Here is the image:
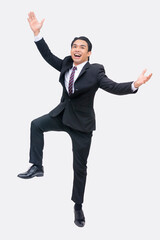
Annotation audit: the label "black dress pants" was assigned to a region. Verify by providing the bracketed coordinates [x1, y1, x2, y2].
[29, 112, 92, 204]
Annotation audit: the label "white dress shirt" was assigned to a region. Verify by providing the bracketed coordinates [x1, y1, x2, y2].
[65, 62, 87, 93]
[34, 34, 138, 92]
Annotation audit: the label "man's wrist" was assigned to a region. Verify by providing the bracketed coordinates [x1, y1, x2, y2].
[34, 30, 40, 36]
[133, 81, 139, 88]
[131, 82, 138, 92]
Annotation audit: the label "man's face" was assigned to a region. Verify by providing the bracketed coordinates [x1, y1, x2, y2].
[71, 40, 91, 66]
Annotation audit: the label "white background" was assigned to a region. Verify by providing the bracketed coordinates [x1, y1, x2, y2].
[1, 0, 160, 239]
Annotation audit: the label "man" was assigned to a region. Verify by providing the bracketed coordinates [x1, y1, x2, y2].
[18, 12, 152, 227]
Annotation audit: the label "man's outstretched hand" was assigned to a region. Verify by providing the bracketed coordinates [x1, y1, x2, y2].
[134, 69, 152, 88]
[27, 12, 45, 36]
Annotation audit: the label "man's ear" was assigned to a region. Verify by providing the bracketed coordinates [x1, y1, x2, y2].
[88, 51, 92, 57]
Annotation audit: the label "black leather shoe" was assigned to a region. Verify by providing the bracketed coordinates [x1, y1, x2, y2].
[17, 165, 44, 179]
[74, 207, 85, 227]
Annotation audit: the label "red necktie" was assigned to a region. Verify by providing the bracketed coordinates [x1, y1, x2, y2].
[68, 66, 77, 95]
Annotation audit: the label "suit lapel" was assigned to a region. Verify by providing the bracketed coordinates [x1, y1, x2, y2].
[75, 62, 90, 84]
[59, 58, 73, 85]
[76, 62, 90, 81]
[72, 62, 90, 97]
[61, 64, 72, 76]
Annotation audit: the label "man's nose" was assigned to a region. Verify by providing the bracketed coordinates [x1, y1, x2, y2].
[75, 47, 81, 51]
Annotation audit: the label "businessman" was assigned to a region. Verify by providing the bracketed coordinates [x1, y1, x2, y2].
[18, 12, 152, 227]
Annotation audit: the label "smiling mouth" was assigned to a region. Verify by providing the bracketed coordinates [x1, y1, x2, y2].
[74, 54, 81, 58]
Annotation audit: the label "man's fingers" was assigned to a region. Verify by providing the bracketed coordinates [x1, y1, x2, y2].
[32, 12, 36, 18]
[142, 69, 147, 75]
[28, 12, 33, 22]
[147, 73, 152, 80]
[30, 11, 35, 19]
[28, 12, 33, 18]
[28, 11, 36, 21]
[144, 73, 152, 83]
[41, 18, 45, 25]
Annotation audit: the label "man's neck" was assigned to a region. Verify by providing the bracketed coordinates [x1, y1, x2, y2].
[73, 61, 88, 68]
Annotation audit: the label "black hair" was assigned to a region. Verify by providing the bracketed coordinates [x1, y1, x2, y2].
[71, 36, 92, 52]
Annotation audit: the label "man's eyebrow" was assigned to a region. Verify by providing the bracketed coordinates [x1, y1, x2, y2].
[73, 44, 87, 47]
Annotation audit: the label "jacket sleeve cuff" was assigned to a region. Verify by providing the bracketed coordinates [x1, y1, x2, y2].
[34, 33, 43, 42]
[131, 82, 138, 92]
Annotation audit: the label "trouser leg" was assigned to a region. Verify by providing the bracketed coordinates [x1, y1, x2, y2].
[69, 129, 93, 204]
[29, 113, 65, 166]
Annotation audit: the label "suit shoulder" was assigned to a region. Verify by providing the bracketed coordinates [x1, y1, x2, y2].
[90, 63, 104, 69]
[63, 55, 73, 63]
[63, 55, 72, 61]
[90, 63, 105, 74]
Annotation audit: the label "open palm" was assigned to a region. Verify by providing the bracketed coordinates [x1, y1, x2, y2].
[27, 12, 45, 35]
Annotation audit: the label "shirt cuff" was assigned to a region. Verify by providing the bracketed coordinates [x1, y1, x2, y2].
[34, 33, 42, 42]
[131, 82, 138, 92]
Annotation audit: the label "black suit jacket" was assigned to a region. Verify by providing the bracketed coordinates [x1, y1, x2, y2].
[35, 38, 137, 132]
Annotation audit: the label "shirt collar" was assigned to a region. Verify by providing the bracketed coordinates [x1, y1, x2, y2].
[72, 61, 88, 72]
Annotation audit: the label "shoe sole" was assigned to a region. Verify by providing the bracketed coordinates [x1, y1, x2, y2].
[74, 220, 85, 227]
[17, 173, 44, 179]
